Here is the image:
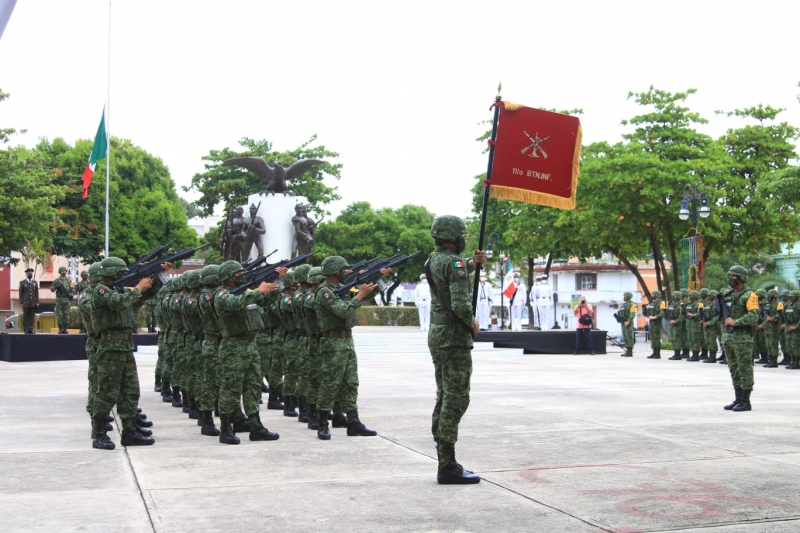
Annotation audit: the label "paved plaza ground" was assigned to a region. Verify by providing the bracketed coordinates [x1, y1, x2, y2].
[1, 327, 799, 532]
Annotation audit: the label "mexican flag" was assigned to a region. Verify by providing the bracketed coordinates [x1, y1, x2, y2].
[81, 109, 107, 199]
[502, 257, 516, 299]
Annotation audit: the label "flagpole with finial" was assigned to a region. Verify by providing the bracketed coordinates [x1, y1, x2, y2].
[104, 0, 111, 258]
[471, 83, 503, 316]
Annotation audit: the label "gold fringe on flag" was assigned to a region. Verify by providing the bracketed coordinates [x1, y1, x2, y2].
[489, 124, 583, 211]
[503, 101, 524, 111]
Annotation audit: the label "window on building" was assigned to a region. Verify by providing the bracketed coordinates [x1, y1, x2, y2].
[576, 274, 597, 290]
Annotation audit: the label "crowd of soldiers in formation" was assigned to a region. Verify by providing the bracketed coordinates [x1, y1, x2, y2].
[78, 255, 386, 451]
[635, 287, 798, 369]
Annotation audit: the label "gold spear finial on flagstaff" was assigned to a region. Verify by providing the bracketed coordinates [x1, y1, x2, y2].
[496, 82, 502, 101]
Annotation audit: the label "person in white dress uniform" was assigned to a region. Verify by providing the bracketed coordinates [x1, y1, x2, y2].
[509, 273, 527, 331]
[476, 274, 493, 330]
[414, 273, 431, 331]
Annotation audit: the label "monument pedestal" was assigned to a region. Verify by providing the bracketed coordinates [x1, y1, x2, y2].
[242, 193, 306, 262]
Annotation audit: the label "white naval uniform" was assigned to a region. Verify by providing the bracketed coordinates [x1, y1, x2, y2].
[414, 281, 431, 331]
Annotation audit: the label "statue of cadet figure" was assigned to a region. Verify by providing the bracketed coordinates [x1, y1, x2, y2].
[242, 203, 266, 259]
[291, 203, 318, 258]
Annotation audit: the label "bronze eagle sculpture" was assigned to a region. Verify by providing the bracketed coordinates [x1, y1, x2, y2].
[222, 157, 324, 196]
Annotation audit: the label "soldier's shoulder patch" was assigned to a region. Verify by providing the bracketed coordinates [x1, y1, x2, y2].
[98, 287, 106, 295]
[697, 302, 704, 309]
[453, 260, 466, 268]
[777, 302, 785, 311]
[629, 304, 636, 313]
[283, 296, 292, 303]
[294, 294, 301, 300]
[659, 302, 666, 310]
[322, 290, 333, 299]
[185, 298, 197, 308]
[204, 294, 212, 301]
[216, 290, 229, 299]
[746, 292, 759, 311]
[306, 294, 314, 301]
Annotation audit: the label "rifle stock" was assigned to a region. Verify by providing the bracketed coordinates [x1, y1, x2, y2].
[716, 292, 735, 333]
[231, 251, 318, 295]
[112, 243, 210, 289]
[334, 250, 421, 298]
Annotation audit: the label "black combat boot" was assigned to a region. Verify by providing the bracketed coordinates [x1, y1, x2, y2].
[436, 444, 480, 485]
[135, 425, 153, 437]
[668, 350, 682, 360]
[703, 350, 717, 363]
[200, 411, 220, 436]
[687, 351, 700, 362]
[261, 381, 269, 394]
[154, 375, 162, 393]
[307, 404, 319, 430]
[218, 415, 240, 445]
[718, 351, 728, 364]
[161, 380, 172, 402]
[317, 410, 331, 440]
[724, 388, 742, 410]
[92, 417, 115, 450]
[182, 391, 191, 414]
[699, 348, 708, 360]
[283, 395, 298, 417]
[233, 412, 251, 433]
[171, 386, 183, 408]
[298, 396, 309, 423]
[732, 389, 752, 412]
[331, 403, 347, 427]
[346, 410, 377, 436]
[621, 347, 632, 357]
[682, 348, 690, 359]
[248, 412, 280, 441]
[189, 397, 200, 420]
[120, 422, 155, 446]
[134, 413, 153, 428]
[267, 390, 284, 410]
[778, 353, 789, 365]
[647, 348, 659, 359]
[764, 357, 778, 368]
[755, 353, 768, 364]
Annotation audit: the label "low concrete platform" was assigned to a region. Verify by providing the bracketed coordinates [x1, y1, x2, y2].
[1, 327, 799, 532]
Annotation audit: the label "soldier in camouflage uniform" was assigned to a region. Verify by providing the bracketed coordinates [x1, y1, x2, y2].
[679, 289, 691, 358]
[158, 279, 176, 404]
[214, 260, 282, 444]
[762, 289, 783, 368]
[425, 215, 485, 485]
[75, 270, 90, 333]
[721, 265, 759, 412]
[314, 255, 387, 441]
[153, 288, 165, 392]
[51, 266, 74, 334]
[291, 263, 313, 423]
[702, 290, 720, 363]
[263, 283, 286, 410]
[180, 270, 205, 421]
[667, 294, 685, 360]
[646, 290, 665, 359]
[784, 291, 800, 370]
[717, 286, 729, 365]
[145, 296, 158, 333]
[698, 288, 710, 359]
[303, 266, 325, 430]
[752, 289, 769, 364]
[685, 291, 704, 362]
[277, 272, 302, 417]
[90, 257, 159, 450]
[779, 289, 790, 365]
[618, 292, 636, 357]
[197, 265, 222, 436]
[167, 275, 188, 409]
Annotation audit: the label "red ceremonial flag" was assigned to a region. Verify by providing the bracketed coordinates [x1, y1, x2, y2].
[489, 103, 581, 210]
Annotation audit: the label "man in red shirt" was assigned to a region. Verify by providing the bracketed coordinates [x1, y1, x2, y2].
[573, 297, 595, 355]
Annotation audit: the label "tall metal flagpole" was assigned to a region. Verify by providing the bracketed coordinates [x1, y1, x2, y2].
[104, 0, 111, 257]
[471, 84, 503, 316]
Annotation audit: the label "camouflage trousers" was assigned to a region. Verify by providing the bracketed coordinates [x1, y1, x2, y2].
[751, 327, 766, 357]
[55, 299, 70, 330]
[722, 331, 755, 391]
[686, 322, 703, 351]
[166, 333, 184, 387]
[669, 322, 684, 351]
[765, 326, 780, 359]
[704, 325, 720, 353]
[317, 337, 359, 413]
[779, 329, 788, 358]
[269, 332, 285, 399]
[429, 345, 472, 447]
[243, 342, 261, 416]
[185, 336, 202, 397]
[650, 320, 662, 350]
[622, 322, 634, 348]
[295, 336, 310, 399]
[85, 336, 99, 416]
[198, 339, 220, 412]
[217, 337, 258, 417]
[92, 344, 140, 427]
[787, 331, 799, 363]
[161, 331, 175, 383]
[255, 332, 272, 390]
[145, 300, 157, 325]
[155, 332, 165, 379]
[283, 335, 300, 398]
[305, 337, 323, 405]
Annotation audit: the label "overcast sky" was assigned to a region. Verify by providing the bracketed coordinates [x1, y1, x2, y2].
[1, 1, 798, 220]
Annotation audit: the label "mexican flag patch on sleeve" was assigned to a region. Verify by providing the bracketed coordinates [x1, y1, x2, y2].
[453, 260, 465, 268]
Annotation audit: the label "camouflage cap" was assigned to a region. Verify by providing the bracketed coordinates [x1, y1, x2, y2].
[172, 274, 186, 291]
[321, 256, 348, 276]
[217, 261, 244, 282]
[727, 265, 749, 282]
[58, 266, 67, 273]
[430, 215, 467, 240]
[199, 265, 220, 286]
[88, 263, 102, 283]
[183, 270, 202, 290]
[292, 264, 312, 284]
[307, 266, 325, 285]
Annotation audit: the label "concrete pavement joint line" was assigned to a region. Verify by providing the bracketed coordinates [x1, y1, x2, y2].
[625, 516, 800, 533]
[115, 409, 157, 533]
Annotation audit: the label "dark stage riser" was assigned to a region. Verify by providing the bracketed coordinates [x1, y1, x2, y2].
[474, 330, 607, 355]
[0, 333, 158, 363]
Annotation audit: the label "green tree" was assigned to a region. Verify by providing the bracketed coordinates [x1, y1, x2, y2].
[180, 197, 202, 219]
[35, 136, 198, 264]
[187, 135, 342, 219]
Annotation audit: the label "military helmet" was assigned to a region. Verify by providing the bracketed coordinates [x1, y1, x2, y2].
[690, 291, 701, 299]
[217, 261, 244, 282]
[321, 255, 348, 276]
[699, 288, 709, 296]
[755, 288, 767, 297]
[430, 215, 467, 240]
[790, 290, 800, 299]
[58, 266, 67, 273]
[199, 265, 220, 286]
[307, 266, 325, 285]
[651, 290, 661, 298]
[80, 270, 89, 278]
[282, 271, 296, 287]
[183, 270, 202, 290]
[88, 263, 102, 283]
[781, 289, 790, 296]
[292, 264, 312, 284]
[680, 289, 689, 297]
[708, 290, 718, 297]
[99, 257, 128, 277]
[727, 265, 749, 282]
[172, 274, 186, 290]
[768, 289, 779, 298]
[623, 292, 633, 299]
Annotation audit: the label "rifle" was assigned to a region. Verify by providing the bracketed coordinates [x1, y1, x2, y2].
[345, 258, 374, 272]
[112, 243, 211, 289]
[244, 201, 262, 239]
[664, 307, 671, 321]
[232, 251, 318, 295]
[612, 311, 622, 324]
[130, 238, 176, 270]
[241, 248, 277, 271]
[716, 292, 734, 333]
[55, 281, 73, 301]
[334, 250, 421, 298]
[700, 307, 707, 330]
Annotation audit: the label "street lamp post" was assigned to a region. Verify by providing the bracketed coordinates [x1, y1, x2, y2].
[486, 233, 505, 330]
[678, 183, 710, 290]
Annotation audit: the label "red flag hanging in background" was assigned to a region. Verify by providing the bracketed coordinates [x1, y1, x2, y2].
[489, 104, 581, 210]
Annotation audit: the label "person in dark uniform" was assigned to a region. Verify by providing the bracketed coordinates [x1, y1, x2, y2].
[19, 267, 39, 334]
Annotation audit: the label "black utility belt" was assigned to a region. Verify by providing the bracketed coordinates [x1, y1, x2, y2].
[223, 333, 256, 342]
[430, 314, 463, 326]
[98, 331, 132, 341]
[321, 329, 352, 339]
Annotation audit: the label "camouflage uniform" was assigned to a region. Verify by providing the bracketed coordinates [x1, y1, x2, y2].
[197, 265, 222, 435]
[50, 267, 74, 333]
[75, 272, 90, 333]
[685, 291, 704, 361]
[618, 292, 636, 357]
[145, 296, 158, 332]
[721, 266, 759, 411]
[303, 266, 325, 430]
[679, 290, 691, 358]
[291, 263, 313, 423]
[702, 290, 721, 363]
[667, 295, 684, 360]
[779, 290, 790, 364]
[698, 288, 710, 357]
[180, 271, 205, 420]
[158, 281, 176, 404]
[167, 277, 188, 408]
[646, 291, 665, 359]
[153, 292, 164, 391]
[77, 265, 100, 428]
[263, 295, 286, 409]
[784, 292, 800, 369]
[278, 274, 301, 417]
[763, 289, 783, 368]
